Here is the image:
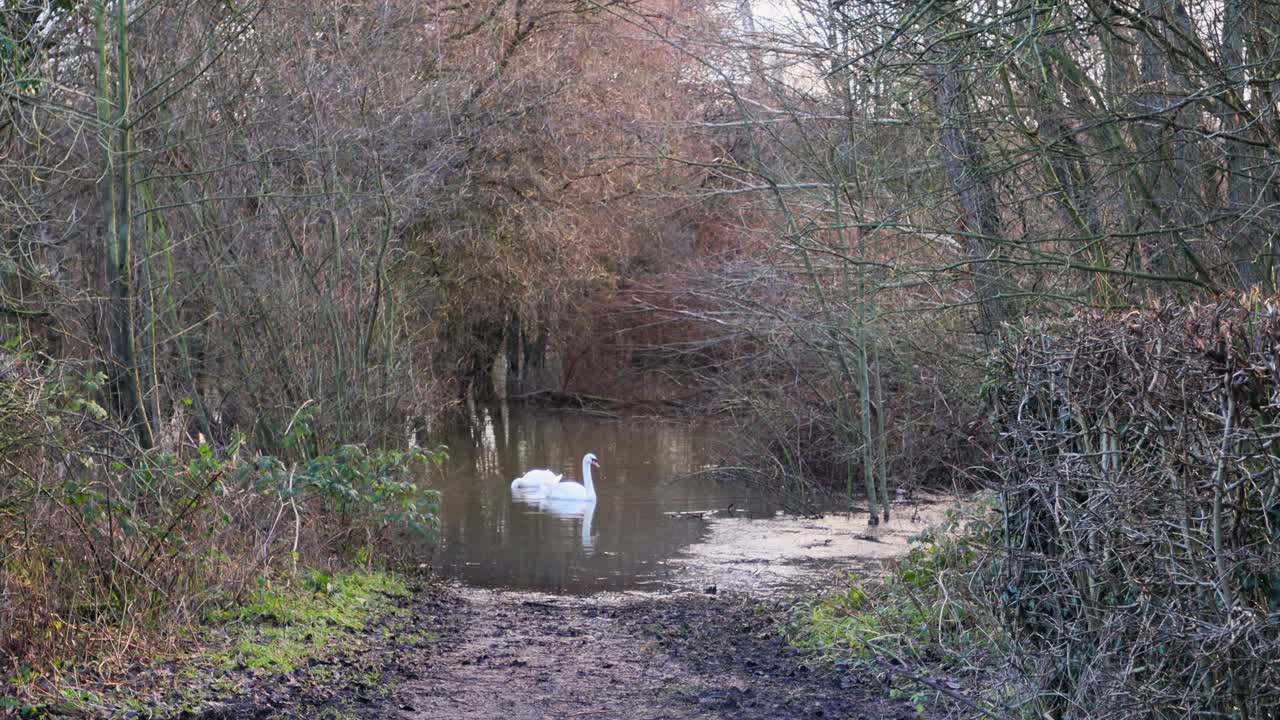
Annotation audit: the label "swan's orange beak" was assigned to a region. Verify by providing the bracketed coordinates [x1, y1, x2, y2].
[592, 459, 601, 468]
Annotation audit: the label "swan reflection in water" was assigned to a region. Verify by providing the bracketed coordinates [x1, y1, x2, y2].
[509, 494, 595, 552]
[542, 497, 596, 551]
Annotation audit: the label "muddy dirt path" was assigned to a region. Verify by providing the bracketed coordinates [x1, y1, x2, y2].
[65, 502, 954, 718]
[375, 586, 919, 720]
[365, 501, 953, 720]
[386, 588, 683, 720]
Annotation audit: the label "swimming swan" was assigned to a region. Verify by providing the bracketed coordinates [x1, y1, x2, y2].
[543, 453, 599, 501]
[510, 468, 563, 493]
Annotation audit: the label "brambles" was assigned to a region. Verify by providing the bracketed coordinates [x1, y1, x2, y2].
[791, 299, 1280, 719]
[988, 299, 1280, 718]
[236, 434, 446, 557]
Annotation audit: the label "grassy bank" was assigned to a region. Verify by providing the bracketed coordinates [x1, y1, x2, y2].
[786, 500, 1010, 718]
[2, 569, 435, 718]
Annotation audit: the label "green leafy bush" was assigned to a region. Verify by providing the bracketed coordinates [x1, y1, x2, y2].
[236, 429, 445, 550]
[788, 501, 1007, 717]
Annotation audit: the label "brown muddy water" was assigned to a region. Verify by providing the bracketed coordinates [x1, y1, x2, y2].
[427, 405, 781, 593]
[427, 405, 953, 596]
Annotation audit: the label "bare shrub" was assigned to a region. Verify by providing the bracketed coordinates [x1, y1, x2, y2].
[988, 299, 1280, 718]
[569, 257, 987, 503]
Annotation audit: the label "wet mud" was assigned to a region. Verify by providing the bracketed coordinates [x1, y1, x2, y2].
[366, 587, 925, 720]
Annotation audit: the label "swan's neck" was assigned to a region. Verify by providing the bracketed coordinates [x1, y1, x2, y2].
[582, 456, 596, 497]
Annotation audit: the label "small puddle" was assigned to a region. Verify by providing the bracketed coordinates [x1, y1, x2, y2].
[428, 405, 948, 596]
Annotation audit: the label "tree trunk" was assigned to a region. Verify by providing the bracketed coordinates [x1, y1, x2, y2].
[1133, 0, 1209, 280]
[873, 341, 888, 523]
[505, 309, 521, 397]
[96, 0, 152, 449]
[1221, 0, 1261, 288]
[931, 57, 1010, 344]
[521, 326, 546, 392]
[1027, 45, 1110, 299]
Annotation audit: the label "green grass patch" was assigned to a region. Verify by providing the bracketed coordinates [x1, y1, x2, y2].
[796, 539, 980, 668]
[207, 570, 410, 673]
[787, 501, 1004, 710]
[397, 630, 438, 646]
[5, 569, 416, 718]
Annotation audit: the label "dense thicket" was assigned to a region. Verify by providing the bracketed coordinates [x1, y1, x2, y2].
[1, 0, 711, 671]
[569, 0, 1280, 509]
[0, 356, 441, 667]
[989, 300, 1280, 717]
[14, 0, 1275, 524]
[2, 0, 711, 449]
[5, 0, 1280, 711]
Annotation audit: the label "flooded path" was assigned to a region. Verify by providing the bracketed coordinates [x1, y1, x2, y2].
[348, 407, 958, 720]
[428, 404, 951, 599]
[191, 408, 956, 719]
[428, 405, 781, 593]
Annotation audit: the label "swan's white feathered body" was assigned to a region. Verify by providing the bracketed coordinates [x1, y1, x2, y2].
[543, 453, 599, 502]
[510, 468, 563, 492]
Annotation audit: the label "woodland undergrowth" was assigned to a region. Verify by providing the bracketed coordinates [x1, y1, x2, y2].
[0, 347, 443, 715]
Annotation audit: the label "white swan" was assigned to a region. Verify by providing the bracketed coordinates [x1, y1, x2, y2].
[543, 453, 599, 501]
[510, 468, 563, 493]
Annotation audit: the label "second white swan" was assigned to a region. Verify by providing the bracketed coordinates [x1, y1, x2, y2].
[510, 468, 563, 493]
[543, 453, 600, 501]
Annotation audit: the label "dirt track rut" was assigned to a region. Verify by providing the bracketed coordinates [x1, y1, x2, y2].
[381, 587, 919, 720]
